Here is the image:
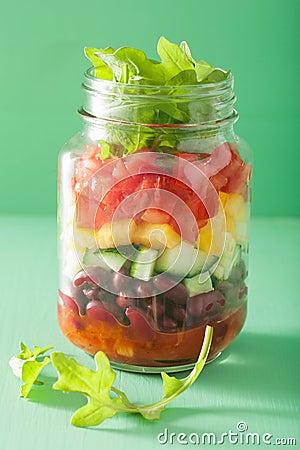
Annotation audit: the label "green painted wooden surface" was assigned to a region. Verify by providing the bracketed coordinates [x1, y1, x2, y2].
[0, 216, 299, 449]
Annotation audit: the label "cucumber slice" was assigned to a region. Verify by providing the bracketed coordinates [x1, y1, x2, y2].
[155, 241, 198, 277]
[188, 253, 219, 277]
[187, 250, 207, 277]
[83, 247, 127, 272]
[155, 241, 216, 278]
[183, 273, 213, 297]
[211, 243, 241, 281]
[130, 246, 158, 281]
[211, 264, 225, 280]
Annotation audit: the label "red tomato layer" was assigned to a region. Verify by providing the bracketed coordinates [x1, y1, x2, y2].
[73, 143, 251, 232]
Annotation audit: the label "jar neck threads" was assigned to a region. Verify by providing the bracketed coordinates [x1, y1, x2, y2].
[81, 68, 238, 128]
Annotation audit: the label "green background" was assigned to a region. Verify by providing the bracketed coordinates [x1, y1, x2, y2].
[1, 0, 299, 216]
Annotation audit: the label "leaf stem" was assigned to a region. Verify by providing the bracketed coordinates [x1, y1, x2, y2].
[137, 325, 213, 413]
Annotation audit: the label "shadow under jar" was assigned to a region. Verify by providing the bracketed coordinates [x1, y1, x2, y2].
[57, 69, 252, 373]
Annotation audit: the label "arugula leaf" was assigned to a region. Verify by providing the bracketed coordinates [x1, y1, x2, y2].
[179, 41, 196, 65]
[52, 325, 213, 427]
[21, 358, 51, 398]
[138, 325, 213, 420]
[52, 351, 132, 426]
[84, 47, 115, 80]
[9, 342, 54, 398]
[165, 69, 197, 86]
[195, 60, 216, 82]
[99, 140, 112, 160]
[157, 36, 194, 79]
[202, 69, 231, 83]
[85, 37, 230, 89]
[90, 47, 166, 84]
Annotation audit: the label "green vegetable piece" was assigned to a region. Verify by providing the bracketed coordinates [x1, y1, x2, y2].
[9, 342, 54, 398]
[202, 69, 231, 83]
[17, 342, 53, 361]
[138, 325, 213, 420]
[52, 351, 136, 427]
[195, 60, 215, 82]
[21, 358, 51, 398]
[157, 36, 194, 79]
[99, 140, 111, 160]
[179, 41, 196, 65]
[84, 47, 115, 80]
[51, 326, 213, 427]
[165, 69, 197, 86]
[93, 47, 166, 84]
[83, 37, 231, 153]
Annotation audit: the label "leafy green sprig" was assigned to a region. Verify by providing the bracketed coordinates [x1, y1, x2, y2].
[85, 37, 229, 86]
[83, 38, 230, 157]
[9, 343, 54, 398]
[9, 326, 213, 427]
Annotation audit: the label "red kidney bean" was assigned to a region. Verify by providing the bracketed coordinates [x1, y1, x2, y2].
[169, 303, 187, 322]
[58, 290, 79, 314]
[73, 266, 111, 289]
[125, 307, 156, 340]
[185, 316, 206, 330]
[101, 299, 126, 323]
[84, 266, 111, 286]
[145, 297, 165, 319]
[98, 289, 117, 302]
[86, 299, 102, 310]
[86, 300, 120, 326]
[160, 316, 178, 333]
[70, 284, 90, 315]
[134, 280, 158, 299]
[116, 295, 138, 309]
[82, 285, 100, 300]
[112, 271, 130, 292]
[73, 270, 92, 287]
[218, 280, 233, 294]
[187, 290, 225, 319]
[153, 275, 189, 304]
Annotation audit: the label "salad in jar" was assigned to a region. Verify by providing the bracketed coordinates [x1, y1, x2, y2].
[57, 37, 252, 371]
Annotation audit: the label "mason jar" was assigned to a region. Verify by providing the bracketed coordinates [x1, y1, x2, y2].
[57, 68, 252, 372]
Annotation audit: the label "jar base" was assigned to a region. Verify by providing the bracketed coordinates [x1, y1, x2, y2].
[109, 351, 222, 374]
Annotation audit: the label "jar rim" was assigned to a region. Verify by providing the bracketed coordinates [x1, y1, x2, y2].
[83, 67, 234, 98]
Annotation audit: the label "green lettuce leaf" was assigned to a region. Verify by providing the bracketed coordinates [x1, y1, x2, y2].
[195, 60, 216, 82]
[9, 342, 54, 398]
[165, 69, 197, 86]
[88, 46, 166, 84]
[157, 36, 194, 79]
[179, 41, 196, 65]
[52, 325, 213, 427]
[21, 358, 51, 398]
[84, 47, 115, 80]
[52, 351, 132, 427]
[83, 38, 231, 155]
[202, 68, 231, 83]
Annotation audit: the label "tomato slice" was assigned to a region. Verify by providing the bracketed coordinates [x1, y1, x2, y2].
[222, 164, 252, 199]
[74, 143, 251, 232]
[76, 195, 114, 230]
[210, 172, 228, 191]
[219, 148, 251, 199]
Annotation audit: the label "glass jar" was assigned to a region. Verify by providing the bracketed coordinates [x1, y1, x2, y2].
[57, 68, 252, 372]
